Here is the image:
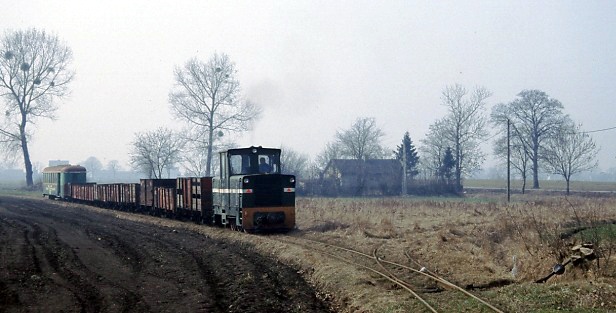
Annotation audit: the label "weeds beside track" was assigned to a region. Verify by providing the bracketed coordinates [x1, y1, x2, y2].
[273, 234, 504, 313]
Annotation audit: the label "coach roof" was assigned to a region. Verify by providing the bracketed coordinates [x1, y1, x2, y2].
[42, 164, 87, 173]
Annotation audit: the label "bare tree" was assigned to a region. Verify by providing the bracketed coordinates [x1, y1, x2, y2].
[439, 84, 491, 190]
[491, 107, 531, 193]
[0, 28, 74, 187]
[280, 145, 309, 178]
[492, 90, 567, 189]
[493, 134, 530, 193]
[335, 117, 386, 160]
[106, 160, 121, 180]
[169, 53, 260, 176]
[181, 144, 209, 177]
[543, 121, 599, 195]
[178, 126, 233, 177]
[315, 141, 343, 172]
[420, 119, 449, 178]
[129, 127, 184, 179]
[82, 156, 102, 181]
[0, 147, 17, 170]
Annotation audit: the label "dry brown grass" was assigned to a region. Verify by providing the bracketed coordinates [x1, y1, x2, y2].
[44, 192, 616, 312]
[290, 194, 616, 311]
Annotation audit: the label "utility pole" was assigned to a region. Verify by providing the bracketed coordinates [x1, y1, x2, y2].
[402, 138, 407, 196]
[507, 119, 511, 202]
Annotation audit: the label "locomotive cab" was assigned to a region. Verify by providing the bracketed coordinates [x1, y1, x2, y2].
[212, 146, 296, 232]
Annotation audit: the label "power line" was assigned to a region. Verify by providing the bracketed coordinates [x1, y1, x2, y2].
[494, 123, 616, 137]
[580, 126, 616, 134]
[479, 129, 504, 145]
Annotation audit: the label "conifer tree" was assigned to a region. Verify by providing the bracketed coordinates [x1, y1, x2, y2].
[394, 131, 420, 180]
[440, 147, 456, 185]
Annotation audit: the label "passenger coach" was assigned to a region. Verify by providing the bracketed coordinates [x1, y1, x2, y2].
[42, 164, 87, 199]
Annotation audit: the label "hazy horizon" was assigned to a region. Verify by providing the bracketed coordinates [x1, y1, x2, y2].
[2, 1, 615, 174]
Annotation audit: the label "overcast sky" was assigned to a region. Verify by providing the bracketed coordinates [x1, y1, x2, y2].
[2, 0, 615, 173]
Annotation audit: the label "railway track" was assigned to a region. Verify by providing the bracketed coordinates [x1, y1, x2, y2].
[274, 234, 504, 313]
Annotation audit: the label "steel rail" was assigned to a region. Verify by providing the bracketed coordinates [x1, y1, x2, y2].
[400, 251, 505, 313]
[275, 236, 439, 312]
[372, 246, 438, 312]
[291, 235, 503, 313]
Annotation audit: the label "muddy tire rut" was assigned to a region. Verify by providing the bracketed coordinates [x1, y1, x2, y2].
[0, 195, 331, 313]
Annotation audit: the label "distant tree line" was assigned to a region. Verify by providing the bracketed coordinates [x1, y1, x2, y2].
[492, 90, 598, 195]
[0, 28, 600, 194]
[293, 86, 598, 196]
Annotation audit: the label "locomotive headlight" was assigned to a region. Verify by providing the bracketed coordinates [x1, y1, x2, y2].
[289, 177, 295, 183]
[243, 178, 250, 184]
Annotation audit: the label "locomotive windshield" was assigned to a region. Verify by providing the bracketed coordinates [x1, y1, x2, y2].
[228, 148, 280, 175]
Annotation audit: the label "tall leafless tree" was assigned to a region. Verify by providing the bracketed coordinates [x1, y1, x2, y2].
[178, 126, 233, 177]
[493, 134, 530, 193]
[543, 121, 598, 195]
[82, 156, 102, 181]
[335, 117, 386, 160]
[180, 139, 209, 177]
[491, 106, 531, 193]
[129, 127, 184, 179]
[280, 145, 309, 178]
[106, 160, 121, 180]
[492, 90, 566, 189]
[315, 141, 343, 172]
[420, 118, 449, 179]
[438, 84, 491, 190]
[0, 28, 74, 187]
[169, 53, 260, 176]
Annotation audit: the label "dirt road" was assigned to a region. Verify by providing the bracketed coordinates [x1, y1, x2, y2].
[0, 195, 332, 313]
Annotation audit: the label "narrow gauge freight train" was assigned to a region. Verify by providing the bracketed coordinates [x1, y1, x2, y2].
[42, 146, 296, 232]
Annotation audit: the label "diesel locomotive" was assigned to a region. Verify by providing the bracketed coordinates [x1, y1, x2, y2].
[42, 146, 296, 232]
[214, 146, 296, 232]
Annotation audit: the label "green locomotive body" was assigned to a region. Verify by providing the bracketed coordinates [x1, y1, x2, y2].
[213, 146, 296, 232]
